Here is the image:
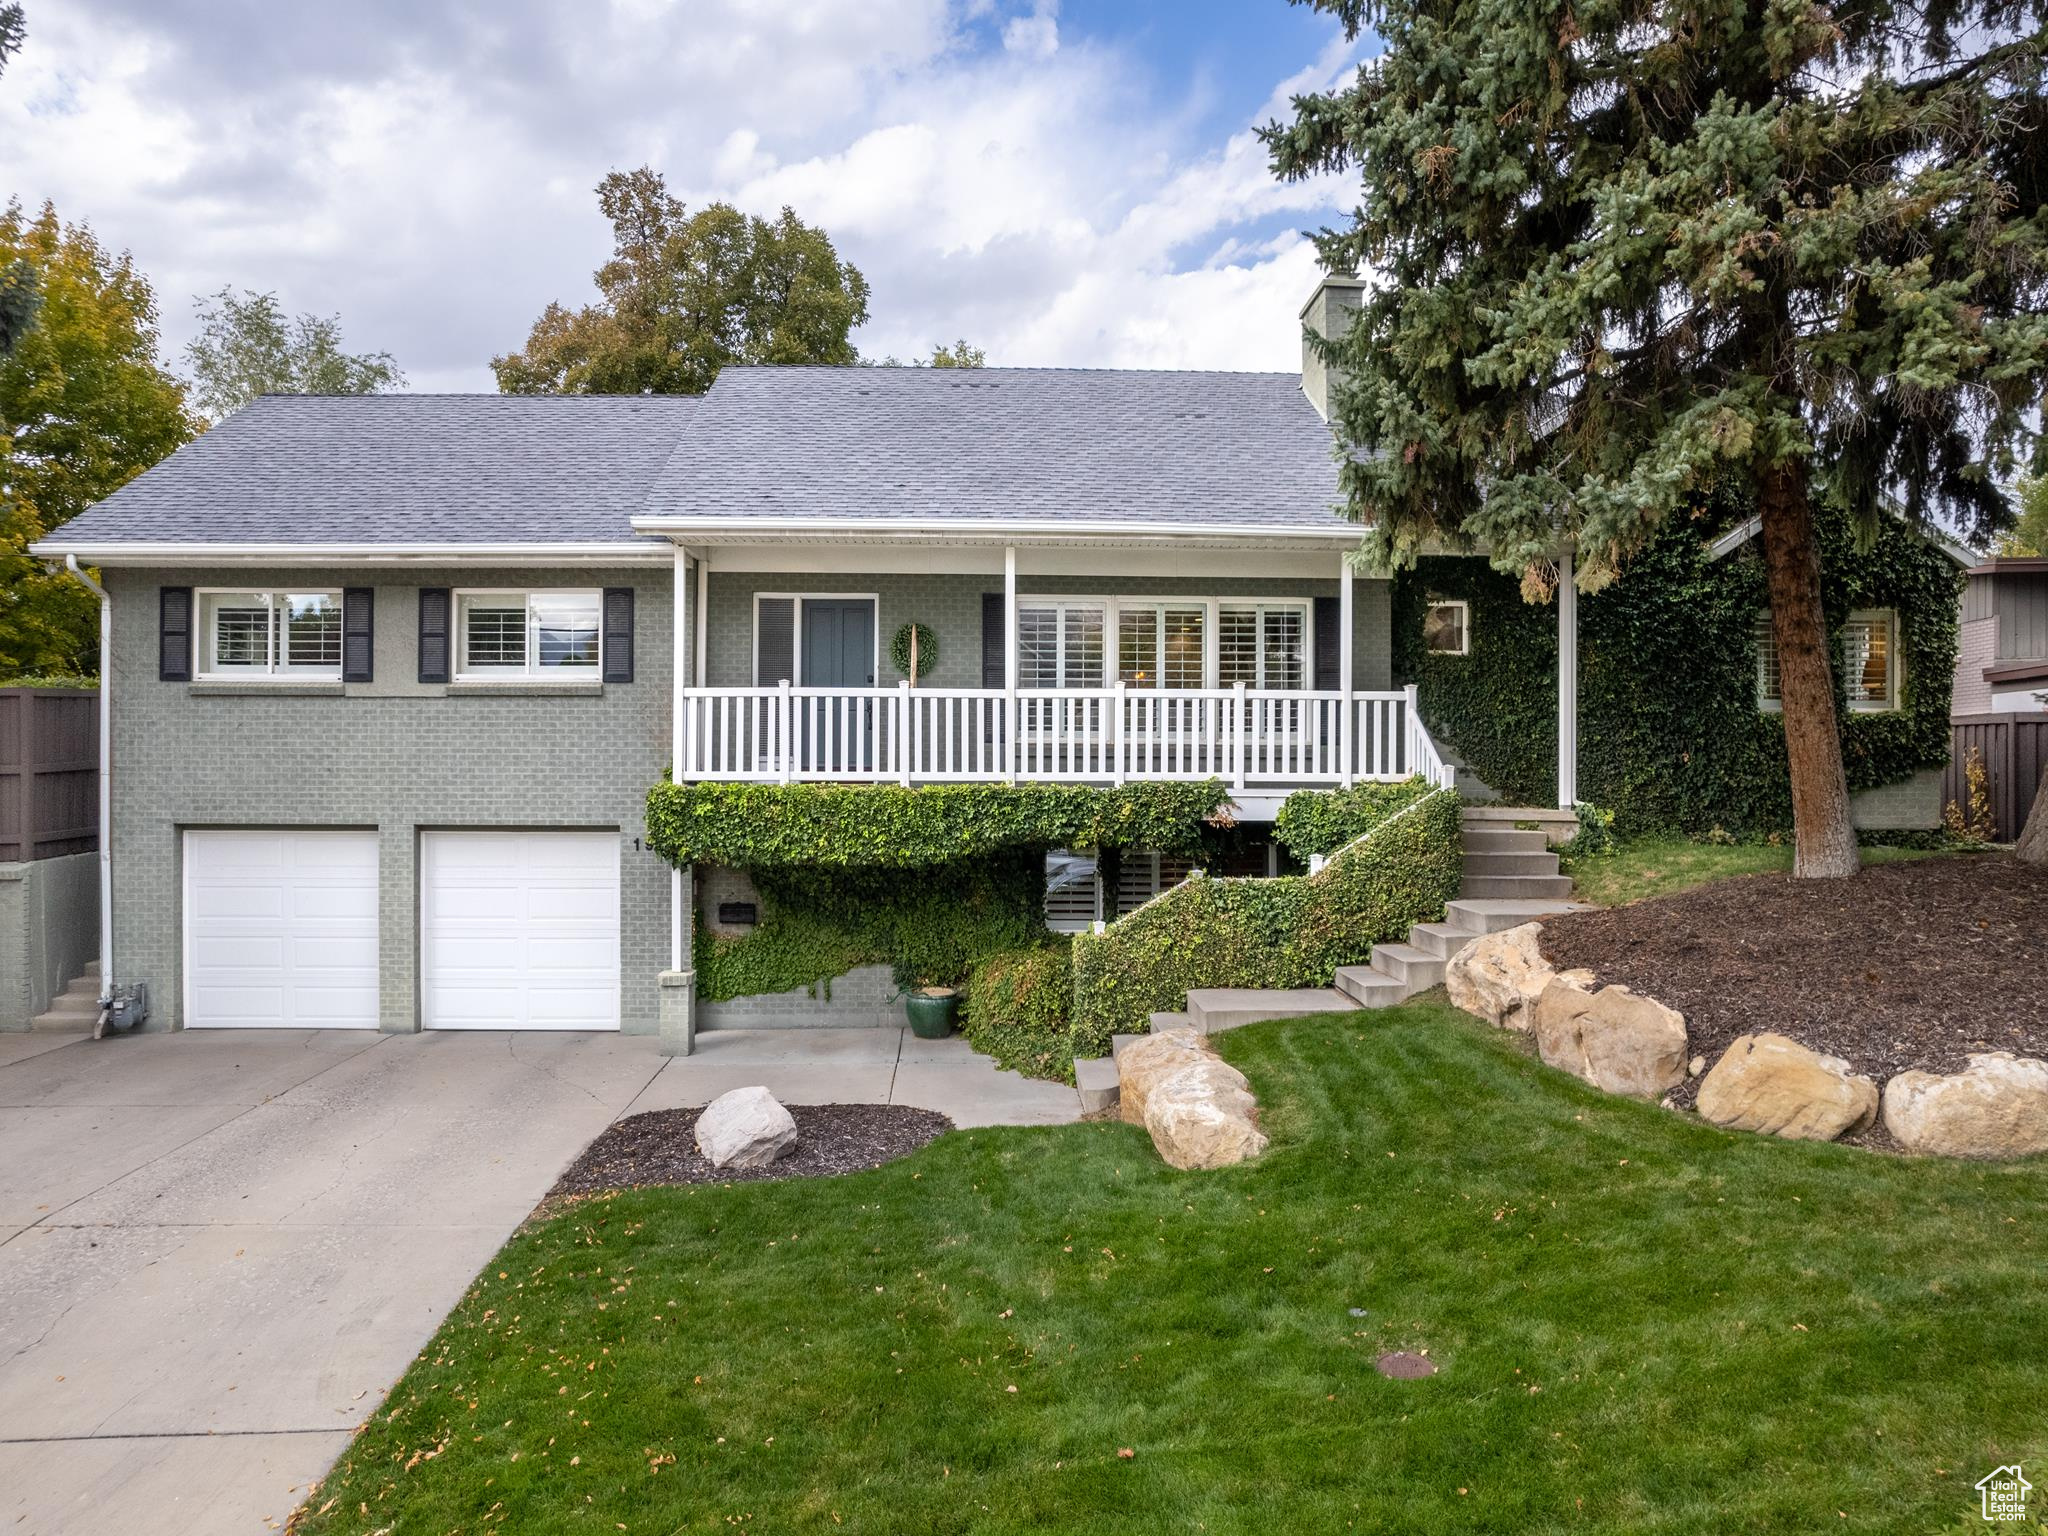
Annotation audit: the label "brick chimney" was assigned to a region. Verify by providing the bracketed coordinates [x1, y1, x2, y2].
[1299, 270, 1369, 422]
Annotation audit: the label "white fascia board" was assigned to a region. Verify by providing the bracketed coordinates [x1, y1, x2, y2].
[627, 515, 1365, 544]
[705, 542, 1360, 579]
[27, 541, 675, 567]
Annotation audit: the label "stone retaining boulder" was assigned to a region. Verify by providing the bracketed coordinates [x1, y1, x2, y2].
[1117, 1028, 1268, 1170]
[1446, 923, 1594, 1031]
[695, 1085, 798, 1169]
[1532, 980, 1687, 1101]
[1695, 1033, 1879, 1142]
[1883, 1053, 2048, 1160]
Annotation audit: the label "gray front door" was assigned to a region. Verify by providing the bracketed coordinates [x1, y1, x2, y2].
[801, 600, 875, 687]
[800, 600, 876, 771]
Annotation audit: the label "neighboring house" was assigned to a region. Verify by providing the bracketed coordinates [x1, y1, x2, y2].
[1955, 556, 2048, 713]
[25, 271, 1961, 1034]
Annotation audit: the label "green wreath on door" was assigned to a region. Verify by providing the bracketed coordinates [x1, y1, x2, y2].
[890, 622, 940, 683]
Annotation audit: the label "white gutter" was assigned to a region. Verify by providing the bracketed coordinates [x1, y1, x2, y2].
[61, 556, 114, 999]
[627, 516, 1366, 543]
[27, 541, 673, 567]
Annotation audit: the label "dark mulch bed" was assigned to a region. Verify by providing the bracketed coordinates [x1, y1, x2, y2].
[1540, 853, 2048, 1122]
[550, 1104, 954, 1198]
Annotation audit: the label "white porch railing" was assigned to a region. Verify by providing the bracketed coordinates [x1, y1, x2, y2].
[678, 681, 1449, 791]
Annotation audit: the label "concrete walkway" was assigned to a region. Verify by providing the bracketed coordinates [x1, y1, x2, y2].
[0, 1026, 1077, 1533]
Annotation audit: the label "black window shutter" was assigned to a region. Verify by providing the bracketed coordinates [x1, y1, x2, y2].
[602, 587, 635, 683]
[981, 591, 1006, 688]
[342, 587, 375, 682]
[159, 586, 193, 681]
[1313, 596, 1341, 691]
[756, 597, 795, 685]
[418, 587, 451, 683]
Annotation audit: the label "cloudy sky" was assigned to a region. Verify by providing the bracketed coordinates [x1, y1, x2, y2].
[0, 1, 1368, 393]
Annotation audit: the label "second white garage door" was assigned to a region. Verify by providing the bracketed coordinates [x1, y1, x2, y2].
[420, 831, 621, 1030]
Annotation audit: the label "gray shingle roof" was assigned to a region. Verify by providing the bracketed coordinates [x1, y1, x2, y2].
[640, 367, 1346, 533]
[40, 393, 697, 546]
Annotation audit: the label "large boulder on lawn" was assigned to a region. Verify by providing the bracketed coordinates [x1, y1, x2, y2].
[1695, 1033, 1879, 1142]
[694, 1085, 798, 1169]
[1882, 1053, 2048, 1160]
[1120, 1028, 1268, 1170]
[1118, 1028, 1214, 1127]
[1532, 980, 1687, 1101]
[1445, 923, 1593, 1032]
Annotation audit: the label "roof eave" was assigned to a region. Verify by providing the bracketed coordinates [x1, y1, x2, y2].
[26, 540, 674, 567]
[627, 515, 1366, 546]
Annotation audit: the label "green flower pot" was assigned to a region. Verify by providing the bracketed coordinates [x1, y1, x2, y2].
[905, 988, 959, 1039]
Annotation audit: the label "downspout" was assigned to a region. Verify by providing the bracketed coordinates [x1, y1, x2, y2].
[61, 556, 113, 998]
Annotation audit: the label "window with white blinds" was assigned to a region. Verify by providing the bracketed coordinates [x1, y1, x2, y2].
[1017, 603, 1106, 688]
[1218, 604, 1306, 690]
[1118, 604, 1206, 689]
[1755, 609, 1899, 712]
[198, 591, 343, 678]
[457, 591, 601, 678]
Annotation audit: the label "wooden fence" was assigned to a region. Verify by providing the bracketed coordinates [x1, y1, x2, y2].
[1945, 712, 2048, 841]
[0, 687, 99, 862]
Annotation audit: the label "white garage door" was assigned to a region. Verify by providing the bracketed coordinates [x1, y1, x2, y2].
[420, 831, 621, 1030]
[183, 829, 381, 1029]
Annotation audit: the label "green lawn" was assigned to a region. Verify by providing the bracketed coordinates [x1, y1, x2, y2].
[1565, 839, 1946, 907]
[296, 1005, 2046, 1535]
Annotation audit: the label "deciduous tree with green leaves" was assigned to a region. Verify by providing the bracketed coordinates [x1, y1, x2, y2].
[1266, 0, 2048, 876]
[494, 167, 870, 395]
[2000, 477, 2048, 555]
[0, 201, 194, 677]
[183, 287, 403, 422]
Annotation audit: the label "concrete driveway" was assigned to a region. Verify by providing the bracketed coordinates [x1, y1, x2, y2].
[0, 1025, 1076, 1534]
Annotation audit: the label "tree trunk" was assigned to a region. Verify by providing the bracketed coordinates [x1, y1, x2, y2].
[2017, 771, 2048, 864]
[1758, 461, 1861, 878]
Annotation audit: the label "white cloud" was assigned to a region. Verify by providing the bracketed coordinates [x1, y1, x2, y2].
[0, 2, 1361, 389]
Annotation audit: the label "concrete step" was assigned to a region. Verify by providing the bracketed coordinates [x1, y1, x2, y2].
[1332, 966, 1408, 1008]
[1460, 873, 1576, 900]
[1185, 987, 1359, 1033]
[1461, 805, 1579, 846]
[1147, 1011, 1192, 1034]
[30, 994, 98, 1031]
[1461, 828, 1549, 854]
[1461, 850, 1561, 878]
[1366, 942, 1445, 990]
[1445, 898, 1591, 934]
[1112, 1032, 1148, 1060]
[1074, 1056, 1120, 1114]
[1408, 921, 1479, 960]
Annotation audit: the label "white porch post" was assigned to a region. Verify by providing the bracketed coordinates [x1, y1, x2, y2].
[670, 544, 690, 973]
[1003, 544, 1018, 784]
[1338, 550, 1355, 787]
[693, 550, 708, 687]
[1557, 549, 1579, 809]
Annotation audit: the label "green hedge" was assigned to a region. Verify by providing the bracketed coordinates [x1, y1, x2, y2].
[1392, 503, 1961, 837]
[646, 780, 1228, 870]
[1068, 788, 1463, 1058]
[962, 942, 1075, 1083]
[694, 854, 1050, 1001]
[1273, 776, 1436, 860]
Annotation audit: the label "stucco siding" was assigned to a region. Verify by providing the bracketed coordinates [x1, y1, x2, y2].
[105, 565, 678, 1033]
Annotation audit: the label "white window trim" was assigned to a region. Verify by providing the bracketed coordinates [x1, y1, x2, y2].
[1423, 598, 1470, 656]
[750, 592, 881, 687]
[1016, 595, 1315, 691]
[1843, 608, 1903, 713]
[193, 587, 345, 681]
[1755, 608, 1904, 714]
[453, 587, 604, 681]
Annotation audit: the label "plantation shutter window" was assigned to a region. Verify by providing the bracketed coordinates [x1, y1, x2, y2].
[194, 590, 344, 679]
[159, 586, 193, 681]
[1117, 604, 1204, 689]
[418, 588, 452, 683]
[453, 591, 602, 679]
[342, 588, 374, 682]
[756, 596, 796, 685]
[1843, 610, 1899, 711]
[601, 587, 635, 683]
[1218, 603, 1308, 690]
[1016, 602, 1105, 688]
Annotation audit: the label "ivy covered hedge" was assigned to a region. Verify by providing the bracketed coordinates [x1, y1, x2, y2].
[646, 779, 1229, 869]
[962, 942, 1075, 1082]
[693, 853, 1050, 1002]
[1068, 788, 1462, 1058]
[1273, 776, 1435, 860]
[1391, 505, 1961, 837]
